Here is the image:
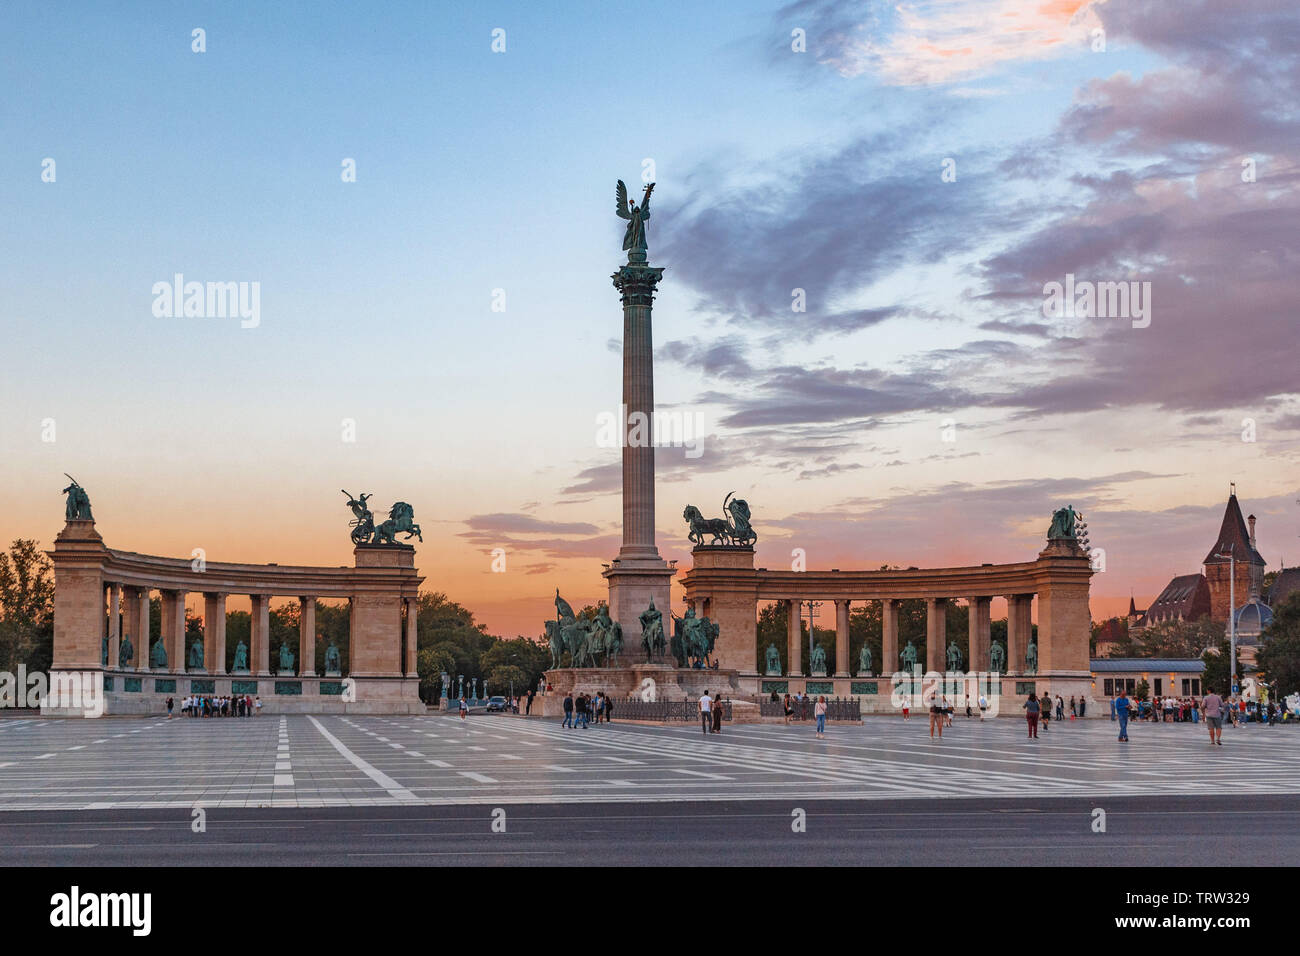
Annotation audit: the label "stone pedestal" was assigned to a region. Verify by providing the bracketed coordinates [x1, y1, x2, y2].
[603, 558, 676, 655]
[539, 663, 743, 718]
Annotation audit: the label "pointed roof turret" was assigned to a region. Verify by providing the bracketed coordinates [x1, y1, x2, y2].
[1203, 492, 1266, 567]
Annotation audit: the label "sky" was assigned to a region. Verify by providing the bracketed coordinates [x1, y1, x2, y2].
[2, 0, 1298, 637]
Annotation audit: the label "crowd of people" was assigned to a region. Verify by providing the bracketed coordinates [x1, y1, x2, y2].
[165, 694, 261, 718]
[1110, 693, 1293, 726]
[559, 690, 616, 728]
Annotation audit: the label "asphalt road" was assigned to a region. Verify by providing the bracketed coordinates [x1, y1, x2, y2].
[3, 794, 1295, 866]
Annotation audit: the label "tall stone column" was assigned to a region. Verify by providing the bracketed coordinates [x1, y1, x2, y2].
[251, 594, 271, 676]
[602, 254, 677, 648]
[834, 599, 850, 677]
[881, 599, 899, 676]
[299, 597, 316, 677]
[926, 597, 944, 672]
[133, 588, 150, 671]
[107, 583, 121, 671]
[161, 590, 186, 671]
[968, 596, 991, 671]
[1006, 594, 1031, 676]
[205, 593, 227, 675]
[403, 598, 418, 677]
[786, 600, 803, 677]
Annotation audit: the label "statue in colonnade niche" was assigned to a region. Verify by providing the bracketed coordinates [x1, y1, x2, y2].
[279, 642, 295, 674]
[765, 643, 782, 676]
[149, 639, 167, 669]
[325, 641, 341, 675]
[232, 640, 249, 672]
[946, 640, 963, 672]
[899, 640, 918, 671]
[809, 642, 828, 677]
[1024, 640, 1038, 675]
[188, 637, 204, 669]
[119, 634, 134, 667]
[990, 640, 1005, 673]
[857, 643, 872, 677]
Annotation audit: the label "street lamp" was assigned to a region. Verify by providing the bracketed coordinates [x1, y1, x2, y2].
[1213, 545, 1237, 697]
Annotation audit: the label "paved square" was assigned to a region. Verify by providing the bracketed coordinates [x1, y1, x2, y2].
[2, 713, 1298, 810]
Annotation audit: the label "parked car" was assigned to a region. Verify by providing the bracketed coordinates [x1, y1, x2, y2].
[485, 696, 508, 713]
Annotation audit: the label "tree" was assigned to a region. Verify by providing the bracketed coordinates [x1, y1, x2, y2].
[1201, 636, 1241, 698]
[1138, 617, 1221, 658]
[1135, 679, 1150, 702]
[0, 539, 55, 676]
[1257, 593, 1300, 697]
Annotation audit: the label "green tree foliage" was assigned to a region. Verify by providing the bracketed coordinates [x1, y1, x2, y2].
[1137, 617, 1222, 658]
[1200, 635, 1241, 698]
[1135, 679, 1150, 701]
[0, 539, 55, 675]
[1257, 593, 1300, 696]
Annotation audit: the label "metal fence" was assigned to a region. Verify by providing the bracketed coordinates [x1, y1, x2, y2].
[759, 696, 861, 721]
[612, 697, 734, 722]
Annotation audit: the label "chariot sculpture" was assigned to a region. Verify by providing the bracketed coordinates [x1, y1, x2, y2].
[683, 492, 757, 547]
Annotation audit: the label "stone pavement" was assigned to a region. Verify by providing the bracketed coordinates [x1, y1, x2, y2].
[0, 712, 1296, 810]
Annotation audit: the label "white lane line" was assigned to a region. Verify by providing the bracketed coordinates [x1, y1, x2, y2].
[426, 759, 452, 768]
[274, 774, 294, 786]
[670, 768, 733, 780]
[545, 765, 575, 773]
[67, 746, 86, 751]
[458, 771, 498, 783]
[606, 780, 635, 787]
[406, 751, 424, 758]
[307, 715, 418, 802]
[598, 756, 642, 765]
[467, 746, 485, 752]
[35, 753, 56, 760]
[275, 761, 292, 771]
[388, 743, 403, 749]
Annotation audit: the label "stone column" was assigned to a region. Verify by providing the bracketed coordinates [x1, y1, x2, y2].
[299, 597, 316, 677]
[133, 587, 150, 671]
[786, 599, 803, 677]
[926, 597, 944, 672]
[881, 599, 899, 675]
[834, 599, 850, 677]
[160, 590, 186, 671]
[403, 598, 418, 677]
[251, 594, 271, 676]
[204, 593, 226, 675]
[613, 258, 666, 561]
[968, 596, 991, 671]
[1006, 594, 1030, 676]
[107, 583, 121, 671]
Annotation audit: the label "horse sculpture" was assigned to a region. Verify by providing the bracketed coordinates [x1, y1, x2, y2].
[547, 592, 622, 668]
[372, 502, 422, 544]
[682, 491, 758, 547]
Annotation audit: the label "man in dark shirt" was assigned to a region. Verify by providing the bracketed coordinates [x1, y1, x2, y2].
[562, 691, 574, 728]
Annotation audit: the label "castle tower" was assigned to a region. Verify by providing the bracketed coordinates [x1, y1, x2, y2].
[1203, 490, 1266, 621]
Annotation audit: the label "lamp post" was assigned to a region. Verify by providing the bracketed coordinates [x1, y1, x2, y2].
[1214, 546, 1237, 696]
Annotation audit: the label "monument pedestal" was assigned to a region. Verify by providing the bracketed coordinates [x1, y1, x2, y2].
[603, 556, 676, 649]
[539, 664, 742, 718]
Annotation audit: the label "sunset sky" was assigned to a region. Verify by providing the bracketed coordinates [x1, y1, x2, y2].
[3, 0, 1298, 637]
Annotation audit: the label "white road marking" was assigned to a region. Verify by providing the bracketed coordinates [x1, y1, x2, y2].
[307, 715, 418, 802]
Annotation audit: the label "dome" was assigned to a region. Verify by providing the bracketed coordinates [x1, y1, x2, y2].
[1232, 599, 1273, 643]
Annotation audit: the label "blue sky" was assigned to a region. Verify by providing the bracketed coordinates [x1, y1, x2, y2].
[3, 0, 1298, 635]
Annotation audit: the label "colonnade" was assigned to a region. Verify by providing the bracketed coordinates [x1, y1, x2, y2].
[101, 583, 420, 678]
[777, 595, 1033, 676]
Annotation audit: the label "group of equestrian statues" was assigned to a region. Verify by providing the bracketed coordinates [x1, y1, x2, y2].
[546, 591, 720, 670]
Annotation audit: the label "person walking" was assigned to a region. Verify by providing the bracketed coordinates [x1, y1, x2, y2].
[1070, 695, 1077, 718]
[699, 689, 713, 736]
[166, 696, 174, 719]
[814, 695, 827, 738]
[712, 695, 724, 734]
[783, 693, 793, 724]
[1055, 695, 1064, 722]
[525, 688, 535, 715]
[577, 693, 590, 729]
[1115, 687, 1131, 742]
[930, 693, 945, 740]
[1039, 692, 1050, 733]
[458, 695, 469, 720]
[562, 691, 574, 728]
[1078, 695, 1086, 718]
[1024, 692, 1040, 739]
[979, 693, 988, 719]
[1202, 687, 1225, 746]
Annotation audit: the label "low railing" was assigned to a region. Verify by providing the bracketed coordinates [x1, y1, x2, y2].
[612, 697, 734, 722]
[760, 696, 862, 720]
